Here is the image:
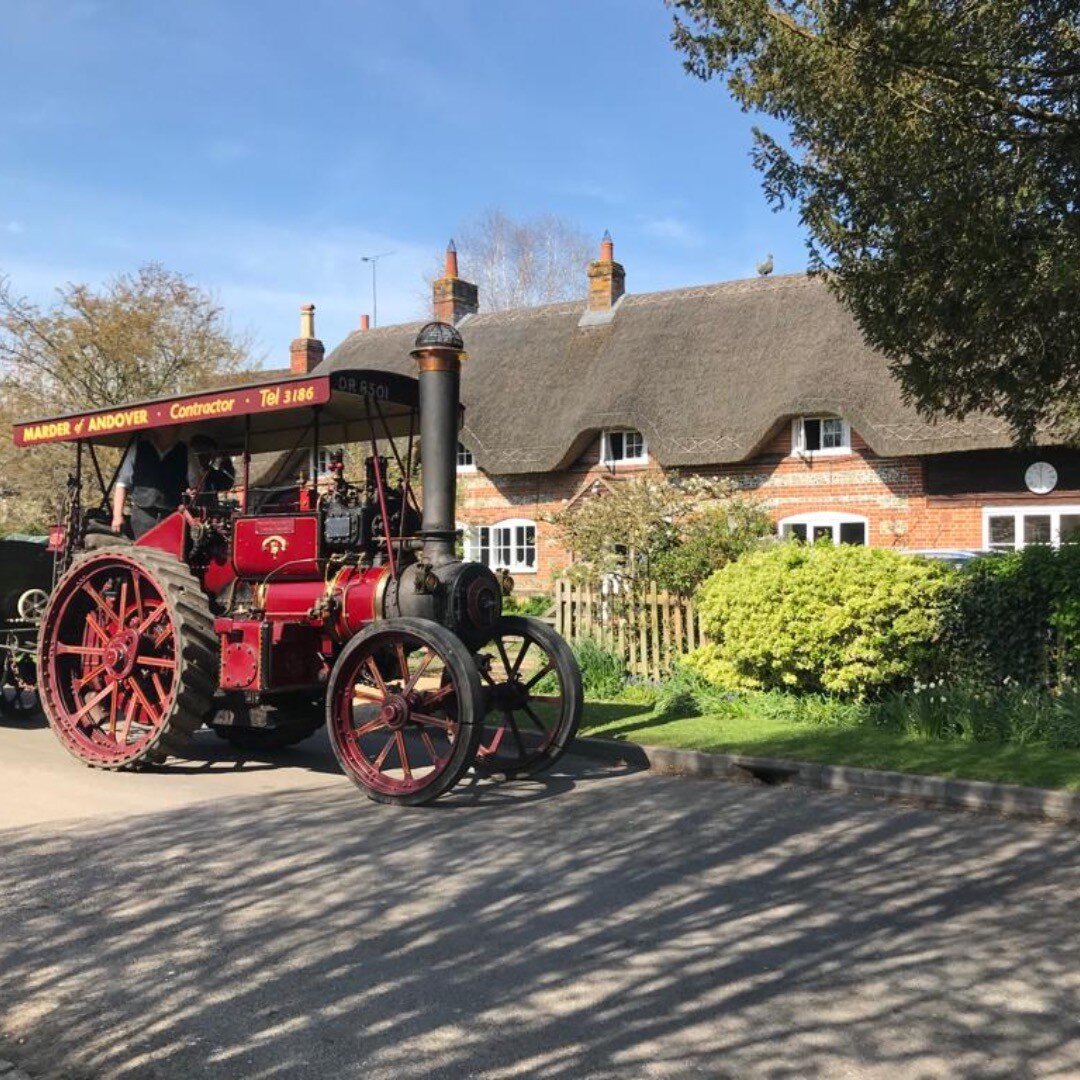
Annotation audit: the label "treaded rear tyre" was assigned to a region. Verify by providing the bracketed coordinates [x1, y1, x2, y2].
[38, 545, 216, 769]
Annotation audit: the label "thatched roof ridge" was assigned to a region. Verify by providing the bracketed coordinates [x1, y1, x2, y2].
[320, 273, 1017, 474]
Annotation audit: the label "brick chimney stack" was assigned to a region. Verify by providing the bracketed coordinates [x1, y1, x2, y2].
[432, 239, 479, 324]
[359, 314, 370, 331]
[587, 230, 625, 311]
[290, 302, 325, 374]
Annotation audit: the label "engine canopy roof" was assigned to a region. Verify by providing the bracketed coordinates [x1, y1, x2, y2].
[11, 369, 436, 453]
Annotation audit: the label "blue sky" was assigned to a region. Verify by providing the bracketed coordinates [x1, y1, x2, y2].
[0, 0, 806, 365]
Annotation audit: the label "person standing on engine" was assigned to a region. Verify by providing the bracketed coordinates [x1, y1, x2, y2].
[111, 425, 198, 539]
[189, 433, 236, 507]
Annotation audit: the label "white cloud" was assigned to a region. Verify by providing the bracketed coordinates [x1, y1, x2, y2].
[157, 218, 435, 355]
[0, 209, 435, 360]
[640, 215, 703, 248]
[4, 220, 25, 234]
[561, 179, 629, 208]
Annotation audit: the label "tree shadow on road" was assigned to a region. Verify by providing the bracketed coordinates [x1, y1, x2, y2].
[141, 729, 644, 809]
[0, 762, 1078, 1079]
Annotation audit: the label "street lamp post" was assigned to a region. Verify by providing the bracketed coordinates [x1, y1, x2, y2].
[360, 252, 394, 328]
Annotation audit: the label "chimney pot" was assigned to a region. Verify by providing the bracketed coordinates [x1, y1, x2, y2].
[359, 314, 371, 331]
[299, 302, 316, 339]
[444, 239, 459, 279]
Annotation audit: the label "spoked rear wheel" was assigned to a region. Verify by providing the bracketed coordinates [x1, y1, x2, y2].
[38, 547, 215, 769]
[326, 618, 483, 806]
[474, 615, 582, 779]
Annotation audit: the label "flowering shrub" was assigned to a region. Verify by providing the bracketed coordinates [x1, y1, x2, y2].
[685, 542, 953, 699]
[550, 475, 771, 594]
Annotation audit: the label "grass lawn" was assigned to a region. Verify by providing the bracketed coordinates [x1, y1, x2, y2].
[580, 701, 1080, 792]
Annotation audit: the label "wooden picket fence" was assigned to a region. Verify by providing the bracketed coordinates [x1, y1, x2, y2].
[552, 579, 708, 681]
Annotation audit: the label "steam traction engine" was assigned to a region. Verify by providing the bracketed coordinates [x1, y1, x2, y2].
[15, 323, 581, 805]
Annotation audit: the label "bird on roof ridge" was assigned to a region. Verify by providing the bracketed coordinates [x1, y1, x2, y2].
[757, 253, 774, 277]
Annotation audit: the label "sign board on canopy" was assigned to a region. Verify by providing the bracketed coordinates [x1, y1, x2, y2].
[13, 378, 330, 448]
[10, 369, 427, 456]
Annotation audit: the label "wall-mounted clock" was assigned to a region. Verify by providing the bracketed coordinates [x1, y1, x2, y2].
[1025, 461, 1058, 495]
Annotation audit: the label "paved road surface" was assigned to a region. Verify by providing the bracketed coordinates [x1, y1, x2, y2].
[1, 718, 1078, 1079]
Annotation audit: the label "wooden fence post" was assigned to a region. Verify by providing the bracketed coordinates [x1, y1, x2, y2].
[553, 578, 708, 679]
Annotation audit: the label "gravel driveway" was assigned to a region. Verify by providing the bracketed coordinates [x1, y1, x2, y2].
[1, 721, 1078, 1079]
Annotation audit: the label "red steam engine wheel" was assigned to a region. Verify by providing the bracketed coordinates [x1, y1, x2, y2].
[473, 615, 582, 778]
[37, 546, 216, 769]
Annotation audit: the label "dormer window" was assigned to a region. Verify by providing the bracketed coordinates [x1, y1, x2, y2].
[793, 416, 850, 456]
[456, 442, 476, 473]
[601, 429, 647, 467]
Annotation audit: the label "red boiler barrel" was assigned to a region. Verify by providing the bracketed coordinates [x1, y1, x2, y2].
[258, 564, 391, 641]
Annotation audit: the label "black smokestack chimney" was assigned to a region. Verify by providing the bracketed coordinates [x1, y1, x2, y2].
[410, 322, 466, 566]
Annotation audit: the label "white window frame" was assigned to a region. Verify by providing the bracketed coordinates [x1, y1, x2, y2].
[462, 517, 538, 573]
[792, 416, 851, 457]
[982, 505, 1080, 551]
[313, 444, 346, 478]
[456, 442, 476, 473]
[778, 511, 869, 546]
[601, 428, 648, 467]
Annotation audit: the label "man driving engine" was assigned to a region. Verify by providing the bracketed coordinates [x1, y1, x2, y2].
[112, 427, 234, 539]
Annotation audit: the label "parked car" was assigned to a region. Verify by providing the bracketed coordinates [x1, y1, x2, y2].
[903, 548, 989, 568]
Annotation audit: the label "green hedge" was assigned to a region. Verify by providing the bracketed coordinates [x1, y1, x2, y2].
[686, 543, 952, 699]
[943, 544, 1080, 688]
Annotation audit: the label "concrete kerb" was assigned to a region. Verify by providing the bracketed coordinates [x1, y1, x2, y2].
[572, 736, 1080, 825]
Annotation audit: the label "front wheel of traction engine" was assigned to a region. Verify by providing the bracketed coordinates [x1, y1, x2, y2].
[326, 618, 484, 806]
[473, 615, 582, 779]
[38, 546, 216, 769]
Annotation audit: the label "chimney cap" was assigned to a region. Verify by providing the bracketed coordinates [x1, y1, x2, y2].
[411, 321, 464, 357]
[602, 229, 612, 242]
[447, 238, 457, 253]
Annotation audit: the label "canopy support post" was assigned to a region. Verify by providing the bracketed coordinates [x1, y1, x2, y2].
[242, 415, 251, 514]
[104, 437, 134, 500]
[86, 442, 108, 504]
[365, 401, 397, 578]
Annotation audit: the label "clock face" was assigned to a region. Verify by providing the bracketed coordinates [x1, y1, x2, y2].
[1025, 461, 1058, 495]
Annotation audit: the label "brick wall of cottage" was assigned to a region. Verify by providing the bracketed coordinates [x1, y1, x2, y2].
[457, 423, 1080, 595]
